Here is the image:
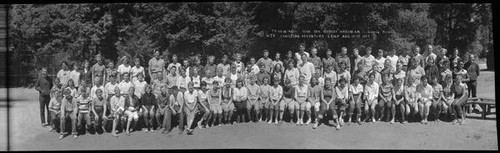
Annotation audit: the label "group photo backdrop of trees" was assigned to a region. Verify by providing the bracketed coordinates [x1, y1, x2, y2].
[8, 2, 493, 87]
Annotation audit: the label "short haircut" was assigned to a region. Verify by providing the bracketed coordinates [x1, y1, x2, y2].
[338, 77, 346, 84]
[421, 75, 428, 81]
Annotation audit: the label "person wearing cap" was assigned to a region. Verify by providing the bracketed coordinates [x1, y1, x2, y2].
[299, 53, 315, 86]
[149, 50, 165, 81]
[117, 55, 132, 82]
[59, 88, 79, 140]
[246, 75, 260, 122]
[124, 86, 140, 135]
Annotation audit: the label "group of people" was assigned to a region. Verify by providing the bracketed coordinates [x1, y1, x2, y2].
[34, 43, 481, 140]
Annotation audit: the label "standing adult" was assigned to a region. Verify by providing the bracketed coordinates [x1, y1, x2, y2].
[257, 49, 274, 74]
[148, 50, 165, 82]
[117, 56, 132, 82]
[35, 67, 52, 127]
[91, 54, 106, 86]
[295, 43, 310, 66]
[362, 47, 375, 73]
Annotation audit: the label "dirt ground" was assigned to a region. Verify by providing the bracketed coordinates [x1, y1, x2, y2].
[3, 68, 497, 151]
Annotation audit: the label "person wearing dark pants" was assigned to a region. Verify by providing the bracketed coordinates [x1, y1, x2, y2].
[465, 54, 481, 112]
[451, 75, 469, 125]
[59, 88, 78, 140]
[35, 67, 52, 127]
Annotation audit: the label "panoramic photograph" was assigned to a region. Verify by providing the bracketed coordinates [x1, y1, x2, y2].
[2, 2, 496, 150]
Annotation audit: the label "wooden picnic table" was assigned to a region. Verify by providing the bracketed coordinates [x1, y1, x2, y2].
[465, 97, 496, 119]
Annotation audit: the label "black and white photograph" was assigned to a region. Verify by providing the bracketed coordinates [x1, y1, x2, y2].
[0, 2, 497, 151]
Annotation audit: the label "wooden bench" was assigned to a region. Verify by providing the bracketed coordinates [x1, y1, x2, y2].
[464, 97, 495, 119]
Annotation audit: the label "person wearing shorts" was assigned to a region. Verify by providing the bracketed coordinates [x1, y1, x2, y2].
[91, 88, 108, 133]
[48, 90, 63, 133]
[246, 75, 260, 122]
[196, 81, 211, 129]
[140, 85, 156, 133]
[450, 75, 468, 125]
[208, 81, 223, 126]
[258, 77, 271, 122]
[430, 77, 444, 122]
[308, 76, 322, 125]
[335, 77, 349, 127]
[156, 85, 171, 134]
[221, 77, 234, 124]
[109, 87, 125, 137]
[348, 76, 364, 125]
[378, 74, 395, 122]
[294, 75, 309, 125]
[76, 87, 92, 137]
[363, 72, 379, 123]
[170, 86, 185, 134]
[268, 77, 283, 125]
[393, 78, 406, 124]
[123, 86, 140, 135]
[280, 79, 296, 124]
[184, 82, 199, 135]
[441, 74, 455, 121]
[59, 88, 78, 140]
[104, 74, 118, 111]
[233, 78, 249, 123]
[417, 76, 433, 124]
[313, 77, 338, 129]
[405, 79, 419, 123]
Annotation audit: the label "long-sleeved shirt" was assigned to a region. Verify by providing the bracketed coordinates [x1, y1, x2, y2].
[364, 82, 379, 101]
[35, 76, 52, 96]
[110, 95, 125, 112]
[465, 62, 480, 81]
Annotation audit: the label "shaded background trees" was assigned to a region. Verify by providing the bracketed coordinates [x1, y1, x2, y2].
[8, 2, 493, 87]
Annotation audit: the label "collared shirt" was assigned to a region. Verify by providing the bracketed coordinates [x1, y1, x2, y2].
[234, 61, 245, 74]
[349, 83, 364, 95]
[110, 95, 125, 112]
[299, 62, 315, 84]
[49, 98, 62, 111]
[192, 75, 201, 88]
[285, 68, 300, 86]
[324, 70, 338, 86]
[35, 76, 52, 96]
[310, 56, 323, 70]
[214, 75, 226, 87]
[393, 70, 406, 81]
[246, 83, 260, 100]
[323, 56, 337, 73]
[466, 62, 480, 81]
[166, 74, 178, 89]
[69, 70, 80, 87]
[363, 55, 375, 72]
[118, 80, 134, 95]
[256, 72, 271, 86]
[62, 97, 78, 112]
[57, 69, 71, 87]
[335, 86, 349, 99]
[117, 64, 132, 76]
[176, 76, 191, 90]
[418, 84, 434, 100]
[258, 85, 271, 99]
[232, 87, 248, 102]
[257, 57, 273, 74]
[184, 90, 198, 104]
[133, 80, 147, 99]
[364, 82, 379, 101]
[374, 57, 386, 71]
[149, 58, 165, 73]
[270, 85, 283, 101]
[386, 55, 399, 71]
[295, 51, 310, 66]
[152, 79, 166, 95]
[217, 63, 230, 77]
[168, 62, 182, 76]
[338, 70, 351, 84]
